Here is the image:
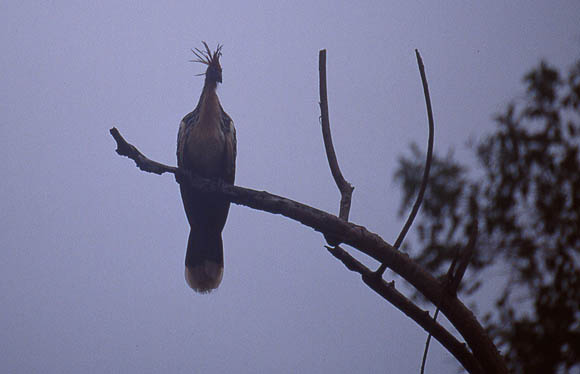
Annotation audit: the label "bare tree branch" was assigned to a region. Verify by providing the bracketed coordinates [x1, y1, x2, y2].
[377, 49, 434, 277]
[420, 307, 441, 374]
[327, 245, 484, 374]
[110, 126, 505, 373]
[448, 219, 478, 295]
[110, 127, 177, 175]
[318, 49, 354, 222]
[421, 219, 479, 373]
[317, 49, 474, 372]
[109, 50, 507, 373]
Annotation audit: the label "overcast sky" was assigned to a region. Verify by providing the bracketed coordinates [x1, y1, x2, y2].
[1, 1, 579, 373]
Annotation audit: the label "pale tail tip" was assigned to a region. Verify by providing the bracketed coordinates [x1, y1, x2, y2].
[185, 261, 224, 293]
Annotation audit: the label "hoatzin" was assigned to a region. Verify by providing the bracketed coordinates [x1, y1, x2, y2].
[177, 42, 236, 293]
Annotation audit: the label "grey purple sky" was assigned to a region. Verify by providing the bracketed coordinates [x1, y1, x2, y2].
[1, 1, 579, 373]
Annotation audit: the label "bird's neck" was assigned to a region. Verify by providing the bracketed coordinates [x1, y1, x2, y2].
[203, 78, 218, 92]
[197, 82, 221, 130]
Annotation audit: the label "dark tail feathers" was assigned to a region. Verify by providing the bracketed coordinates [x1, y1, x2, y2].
[184, 228, 224, 293]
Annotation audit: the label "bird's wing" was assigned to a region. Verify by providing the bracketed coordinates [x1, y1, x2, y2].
[177, 107, 200, 167]
[221, 109, 236, 184]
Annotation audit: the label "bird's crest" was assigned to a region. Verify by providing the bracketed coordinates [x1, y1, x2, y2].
[190, 41, 222, 75]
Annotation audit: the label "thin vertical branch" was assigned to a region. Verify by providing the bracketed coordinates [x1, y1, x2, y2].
[377, 49, 434, 276]
[420, 308, 441, 374]
[448, 219, 478, 295]
[319, 49, 355, 222]
[420, 220, 478, 373]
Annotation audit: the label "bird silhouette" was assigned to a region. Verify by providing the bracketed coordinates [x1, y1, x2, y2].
[177, 42, 236, 293]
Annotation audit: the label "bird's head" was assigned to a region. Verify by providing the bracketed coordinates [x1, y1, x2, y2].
[191, 42, 223, 85]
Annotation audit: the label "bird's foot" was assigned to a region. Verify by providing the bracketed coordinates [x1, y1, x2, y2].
[175, 169, 202, 186]
[215, 177, 226, 190]
[175, 168, 187, 185]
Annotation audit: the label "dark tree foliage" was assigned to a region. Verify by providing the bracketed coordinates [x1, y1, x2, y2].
[396, 60, 580, 373]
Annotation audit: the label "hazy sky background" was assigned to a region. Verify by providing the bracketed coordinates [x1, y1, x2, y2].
[1, 1, 579, 373]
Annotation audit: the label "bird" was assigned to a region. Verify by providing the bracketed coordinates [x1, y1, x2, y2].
[176, 42, 236, 293]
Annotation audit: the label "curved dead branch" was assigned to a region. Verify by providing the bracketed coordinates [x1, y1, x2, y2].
[376, 49, 434, 277]
[318, 49, 354, 222]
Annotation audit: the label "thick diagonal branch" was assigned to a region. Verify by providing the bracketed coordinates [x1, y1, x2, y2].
[327, 245, 484, 374]
[110, 127, 506, 373]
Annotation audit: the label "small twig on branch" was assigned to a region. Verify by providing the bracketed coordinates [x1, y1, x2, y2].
[110, 127, 177, 175]
[319, 49, 354, 222]
[420, 307, 441, 374]
[448, 219, 478, 295]
[376, 49, 434, 276]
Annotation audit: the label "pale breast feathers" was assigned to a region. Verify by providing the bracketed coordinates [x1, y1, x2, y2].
[177, 106, 236, 182]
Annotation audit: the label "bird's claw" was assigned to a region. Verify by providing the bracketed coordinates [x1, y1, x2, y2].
[175, 169, 185, 184]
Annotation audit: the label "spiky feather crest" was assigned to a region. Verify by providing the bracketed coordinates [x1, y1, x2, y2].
[190, 41, 222, 74]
